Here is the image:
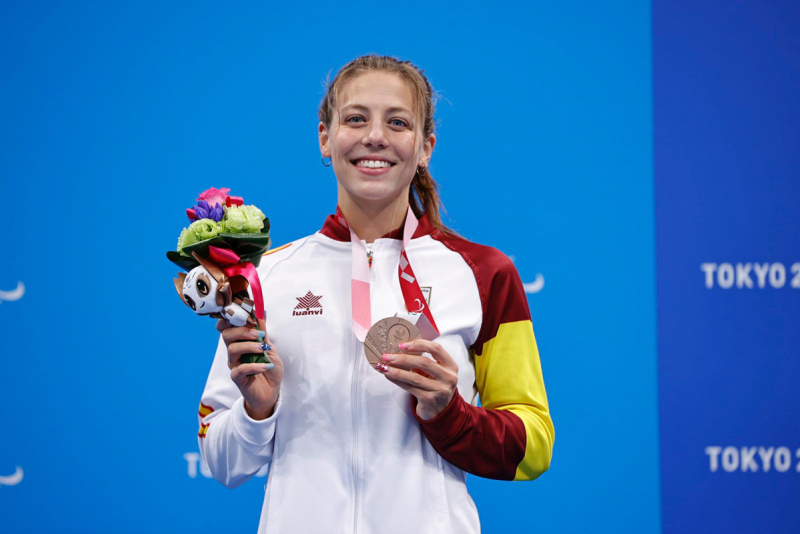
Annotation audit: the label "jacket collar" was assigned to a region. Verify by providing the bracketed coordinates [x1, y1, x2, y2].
[319, 207, 435, 242]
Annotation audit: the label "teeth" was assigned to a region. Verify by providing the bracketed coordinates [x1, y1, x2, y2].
[356, 160, 391, 168]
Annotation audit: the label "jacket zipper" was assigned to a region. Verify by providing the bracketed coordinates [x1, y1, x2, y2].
[350, 337, 361, 534]
[351, 242, 373, 533]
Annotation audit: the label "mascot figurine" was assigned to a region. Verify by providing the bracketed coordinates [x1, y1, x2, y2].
[167, 187, 272, 366]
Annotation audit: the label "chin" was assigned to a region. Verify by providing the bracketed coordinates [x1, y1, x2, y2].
[341, 182, 407, 205]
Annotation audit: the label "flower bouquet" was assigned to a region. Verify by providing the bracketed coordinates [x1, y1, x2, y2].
[167, 187, 272, 366]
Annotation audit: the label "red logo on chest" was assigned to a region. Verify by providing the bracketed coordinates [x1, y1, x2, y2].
[293, 291, 323, 316]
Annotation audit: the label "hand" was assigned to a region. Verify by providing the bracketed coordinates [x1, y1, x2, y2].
[378, 339, 459, 420]
[216, 316, 284, 421]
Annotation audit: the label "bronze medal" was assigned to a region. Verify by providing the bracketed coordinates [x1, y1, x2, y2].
[365, 317, 421, 370]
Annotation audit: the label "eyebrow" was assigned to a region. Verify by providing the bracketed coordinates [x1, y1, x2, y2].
[340, 104, 412, 115]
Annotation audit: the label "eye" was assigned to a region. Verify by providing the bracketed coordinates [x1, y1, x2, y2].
[196, 279, 209, 296]
[346, 115, 366, 123]
[390, 118, 409, 128]
[185, 296, 196, 310]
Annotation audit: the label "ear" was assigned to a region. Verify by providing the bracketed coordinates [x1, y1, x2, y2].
[319, 121, 330, 158]
[192, 252, 226, 283]
[420, 133, 436, 168]
[215, 280, 232, 307]
[174, 273, 189, 307]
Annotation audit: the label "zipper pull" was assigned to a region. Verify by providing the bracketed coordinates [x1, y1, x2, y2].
[366, 244, 374, 268]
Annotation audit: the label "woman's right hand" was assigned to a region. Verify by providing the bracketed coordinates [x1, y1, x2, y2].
[216, 316, 284, 420]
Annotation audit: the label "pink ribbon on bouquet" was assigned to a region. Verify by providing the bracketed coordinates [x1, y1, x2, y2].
[207, 246, 265, 321]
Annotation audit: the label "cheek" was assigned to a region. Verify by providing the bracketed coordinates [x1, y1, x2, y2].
[331, 131, 359, 156]
[394, 133, 420, 160]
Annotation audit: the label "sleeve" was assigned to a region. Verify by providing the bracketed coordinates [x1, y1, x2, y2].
[413, 251, 554, 481]
[197, 335, 281, 488]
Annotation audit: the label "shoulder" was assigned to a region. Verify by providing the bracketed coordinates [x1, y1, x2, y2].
[256, 234, 315, 278]
[429, 230, 520, 286]
[429, 231, 530, 351]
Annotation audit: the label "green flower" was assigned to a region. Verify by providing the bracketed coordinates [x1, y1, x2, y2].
[177, 226, 198, 254]
[222, 204, 265, 233]
[190, 218, 222, 240]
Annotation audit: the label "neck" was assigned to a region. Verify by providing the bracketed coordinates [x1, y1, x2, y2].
[338, 189, 410, 243]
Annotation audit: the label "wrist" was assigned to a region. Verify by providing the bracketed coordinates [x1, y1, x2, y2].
[415, 390, 456, 421]
[416, 405, 437, 421]
[245, 395, 278, 421]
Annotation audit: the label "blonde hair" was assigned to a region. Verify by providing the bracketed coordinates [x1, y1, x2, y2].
[319, 54, 450, 233]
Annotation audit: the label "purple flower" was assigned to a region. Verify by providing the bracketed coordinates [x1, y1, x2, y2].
[192, 200, 224, 222]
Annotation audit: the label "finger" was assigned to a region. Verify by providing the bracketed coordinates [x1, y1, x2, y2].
[378, 364, 440, 392]
[222, 325, 265, 346]
[399, 339, 458, 370]
[381, 352, 447, 380]
[263, 349, 284, 374]
[385, 376, 456, 421]
[227, 341, 266, 370]
[259, 342, 282, 373]
[215, 318, 233, 333]
[228, 341, 267, 362]
[231, 362, 274, 382]
[385, 376, 428, 399]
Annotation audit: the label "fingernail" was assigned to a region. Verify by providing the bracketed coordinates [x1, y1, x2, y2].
[382, 353, 395, 362]
[252, 330, 266, 338]
[260, 343, 273, 352]
[398, 343, 409, 350]
[375, 362, 390, 373]
[259, 363, 273, 372]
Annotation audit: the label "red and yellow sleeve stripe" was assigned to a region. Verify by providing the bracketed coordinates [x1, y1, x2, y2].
[262, 243, 292, 256]
[415, 235, 554, 480]
[198, 402, 215, 439]
[475, 319, 554, 480]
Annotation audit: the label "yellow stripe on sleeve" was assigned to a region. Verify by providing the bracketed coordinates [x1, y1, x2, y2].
[475, 319, 555, 481]
[262, 243, 291, 256]
[198, 402, 214, 418]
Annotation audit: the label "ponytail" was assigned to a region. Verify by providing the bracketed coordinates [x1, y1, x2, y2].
[409, 165, 448, 233]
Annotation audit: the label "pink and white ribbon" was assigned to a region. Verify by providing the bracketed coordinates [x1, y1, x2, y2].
[338, 206, 439, 342]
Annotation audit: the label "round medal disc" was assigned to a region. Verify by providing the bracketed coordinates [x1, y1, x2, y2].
[365, 317, 421, 370]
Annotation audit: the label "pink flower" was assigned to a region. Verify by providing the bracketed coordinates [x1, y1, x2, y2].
[197, 187, 231, 208]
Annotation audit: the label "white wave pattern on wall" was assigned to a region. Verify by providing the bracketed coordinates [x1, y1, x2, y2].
[0, 282, 25, 303]
[524, 274, 545, 294]
[0, 467, 23, 487]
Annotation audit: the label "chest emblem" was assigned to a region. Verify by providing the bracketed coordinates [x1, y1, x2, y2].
[294, 291, 323, 316]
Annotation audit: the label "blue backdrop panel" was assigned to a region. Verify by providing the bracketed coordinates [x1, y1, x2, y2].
[0, 2, 658, 533]
[654, 2, 800, 533]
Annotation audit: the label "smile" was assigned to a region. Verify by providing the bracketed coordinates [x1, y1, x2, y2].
[352, 159, 395, 169]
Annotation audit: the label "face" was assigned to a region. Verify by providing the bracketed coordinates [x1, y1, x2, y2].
[319, 71, 435, 209]
[182, 266, 221, 315]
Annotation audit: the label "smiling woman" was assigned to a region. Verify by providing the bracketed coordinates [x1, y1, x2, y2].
[319, 70, 433, 227]
[196, 54, 554, 534]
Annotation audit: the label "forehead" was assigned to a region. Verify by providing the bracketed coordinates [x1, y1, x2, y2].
[338, 71, 416, 114]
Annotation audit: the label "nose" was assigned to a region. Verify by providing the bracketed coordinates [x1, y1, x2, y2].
[363, 121, 388, 149]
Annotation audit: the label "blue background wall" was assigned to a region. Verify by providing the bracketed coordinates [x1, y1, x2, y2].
[1, 1, 795, 533]
[655, 2, 800, 533]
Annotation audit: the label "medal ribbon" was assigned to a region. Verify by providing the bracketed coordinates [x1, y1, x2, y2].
[338, 206, 439, 342]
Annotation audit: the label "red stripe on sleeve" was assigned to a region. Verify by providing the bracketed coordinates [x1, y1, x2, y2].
[411, 393, 527, 480]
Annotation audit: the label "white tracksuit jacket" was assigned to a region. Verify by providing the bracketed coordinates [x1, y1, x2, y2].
[197, 214, 554, 534]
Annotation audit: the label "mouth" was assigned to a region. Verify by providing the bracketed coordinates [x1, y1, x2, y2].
[350, 158, 396, 169]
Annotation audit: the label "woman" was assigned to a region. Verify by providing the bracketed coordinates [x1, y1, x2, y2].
[198, 55, 554, 533]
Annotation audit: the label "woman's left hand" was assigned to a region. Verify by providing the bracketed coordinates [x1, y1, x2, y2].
[378, 339, 459, 420]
